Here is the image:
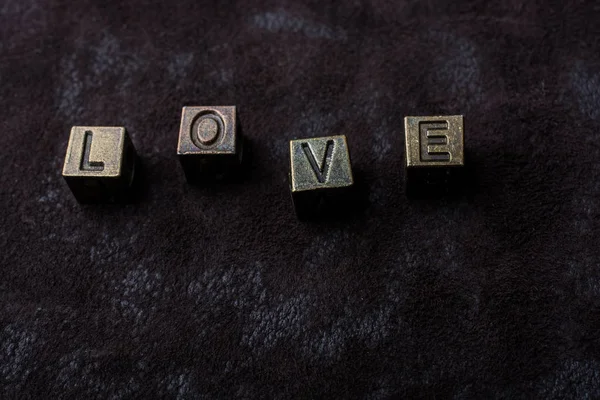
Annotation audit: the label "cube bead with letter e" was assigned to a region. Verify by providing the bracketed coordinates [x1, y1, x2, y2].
[404, 115, 464, 192]
[289, 135, 354, 218]
[62, 126, 137, 203]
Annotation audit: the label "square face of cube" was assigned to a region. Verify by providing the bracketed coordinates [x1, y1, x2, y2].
[404, 115, 464, 168]
[62, 126, 136, 202]
[177, 106, 237, 156]
[62, 126, 127, 178]
[290, 135, 354, 193]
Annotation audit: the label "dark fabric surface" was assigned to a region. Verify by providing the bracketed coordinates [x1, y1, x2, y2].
[1, 0, 600, 398]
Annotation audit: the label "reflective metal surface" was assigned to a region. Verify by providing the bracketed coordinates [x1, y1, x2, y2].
[405, 115, 464, 168]
[290, 135, 353, 192]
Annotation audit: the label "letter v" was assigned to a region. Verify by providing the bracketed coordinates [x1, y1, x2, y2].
[301, 140, 334, 183]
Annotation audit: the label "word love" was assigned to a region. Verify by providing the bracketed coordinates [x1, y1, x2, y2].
[62, 107, 465, 217]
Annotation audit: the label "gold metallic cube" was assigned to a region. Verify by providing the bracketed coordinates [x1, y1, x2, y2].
[289, 135, 354, 217]
[62, 126, 137, 203]
[404, 115, 464, 191]
[405, 115, 464, 167]
[177, 106, 242, 183]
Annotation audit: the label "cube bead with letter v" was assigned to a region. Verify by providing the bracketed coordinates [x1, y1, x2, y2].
[289, 135, 354, 218]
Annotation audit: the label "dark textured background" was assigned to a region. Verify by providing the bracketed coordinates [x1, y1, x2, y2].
[1, 0, 600, 398]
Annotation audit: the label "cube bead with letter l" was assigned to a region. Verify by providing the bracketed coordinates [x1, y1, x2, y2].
[62, 126, 137, 203]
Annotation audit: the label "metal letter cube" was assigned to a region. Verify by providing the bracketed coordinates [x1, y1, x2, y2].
[62, 126, 137, 203]
[404, 115, 465, 192]
[177, 106, 242, 183]
[289, 135, 354, 218]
